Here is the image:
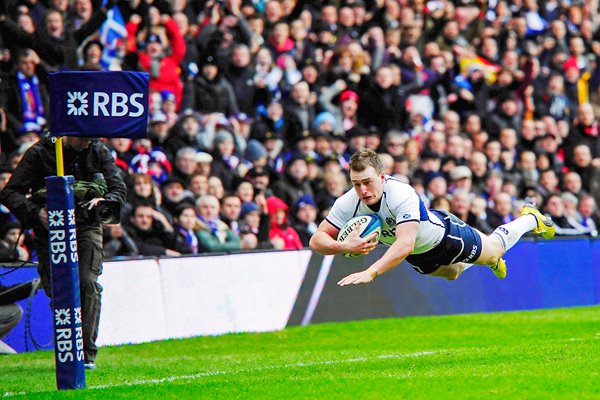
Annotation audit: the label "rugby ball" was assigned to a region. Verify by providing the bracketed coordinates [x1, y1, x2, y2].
[337, 215, 382, 258]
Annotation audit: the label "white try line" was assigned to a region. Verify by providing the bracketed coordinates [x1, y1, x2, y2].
[2, 350, 443, 397]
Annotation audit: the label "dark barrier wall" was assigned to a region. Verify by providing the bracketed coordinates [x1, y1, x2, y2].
[288, 237, 600, 325]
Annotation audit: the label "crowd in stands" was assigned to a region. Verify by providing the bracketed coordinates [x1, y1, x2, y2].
[1, 0, 600, 261]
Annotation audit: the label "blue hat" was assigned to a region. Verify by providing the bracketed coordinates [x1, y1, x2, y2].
[244, 139, 267, 162]
[424, 171, 445, 187]
[313, 112, 337, 130]
[160, 90, 176, 103]
[295, 194, 317, 210]
[240, 201, 259, 218]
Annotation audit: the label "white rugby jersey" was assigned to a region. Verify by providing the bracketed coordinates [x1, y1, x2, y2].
[326, 175, 446, 254]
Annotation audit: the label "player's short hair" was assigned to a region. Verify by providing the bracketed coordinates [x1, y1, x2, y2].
[349, 148, 384, 174]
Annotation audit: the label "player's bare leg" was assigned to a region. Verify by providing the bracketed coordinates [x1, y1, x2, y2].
[429, 262, 471, 281]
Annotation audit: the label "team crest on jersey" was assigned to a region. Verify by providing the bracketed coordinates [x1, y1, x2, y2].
[386, 217, 395, 226]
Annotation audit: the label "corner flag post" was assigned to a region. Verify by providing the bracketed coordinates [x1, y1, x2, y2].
[46, 174, 86, 389]
[47, 70, 149, 390]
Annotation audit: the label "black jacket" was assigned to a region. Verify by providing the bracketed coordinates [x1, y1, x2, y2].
[0, 138, 127, 231]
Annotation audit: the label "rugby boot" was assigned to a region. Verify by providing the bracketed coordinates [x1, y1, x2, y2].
[489, 258, 507, 279]
[521, 204, 556, 240]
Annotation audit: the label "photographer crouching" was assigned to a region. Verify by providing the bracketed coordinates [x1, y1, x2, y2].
[0, 136, 126, 369]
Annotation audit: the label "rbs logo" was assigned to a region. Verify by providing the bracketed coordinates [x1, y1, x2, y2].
[67, 91, 145, 117]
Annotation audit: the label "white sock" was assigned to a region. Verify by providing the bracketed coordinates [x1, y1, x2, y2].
[492, 215, 538, 252]
[462, 263, 473, 272]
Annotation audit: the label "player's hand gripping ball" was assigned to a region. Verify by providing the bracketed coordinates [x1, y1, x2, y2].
[337, 215, 382, 258]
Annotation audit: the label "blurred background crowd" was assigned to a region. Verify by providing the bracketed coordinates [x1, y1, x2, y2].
[1, 0, 600, 261]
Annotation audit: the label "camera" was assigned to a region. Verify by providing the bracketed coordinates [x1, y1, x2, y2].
[81, 200, 121, 225]
[78, 173, 121, 225]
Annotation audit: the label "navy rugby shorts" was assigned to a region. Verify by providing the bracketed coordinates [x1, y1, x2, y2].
[405, 209, 483, 275]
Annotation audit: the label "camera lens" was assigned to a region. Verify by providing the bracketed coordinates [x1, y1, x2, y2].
[96, 203, 114, 224]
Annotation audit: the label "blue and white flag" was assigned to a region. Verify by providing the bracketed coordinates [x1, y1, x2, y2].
[49, 71, 149, 139]
[98, 3, 127, 69]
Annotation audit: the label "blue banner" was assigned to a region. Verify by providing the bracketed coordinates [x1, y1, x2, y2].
[49, 71, 149, 139]
[45, 176, 85, 390]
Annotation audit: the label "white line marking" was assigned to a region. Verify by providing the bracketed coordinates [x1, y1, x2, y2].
[2, 350, 442, 397]
[301, 255, 335, 326]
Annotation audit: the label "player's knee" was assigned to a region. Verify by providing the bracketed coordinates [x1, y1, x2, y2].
[445, 273, 459, 281]
[442, 266, 461, 281]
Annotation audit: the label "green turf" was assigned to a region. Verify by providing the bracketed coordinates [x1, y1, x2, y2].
[2, 306, 599, 399]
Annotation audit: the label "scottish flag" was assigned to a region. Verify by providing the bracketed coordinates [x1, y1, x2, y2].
[98, 2, 127, 69]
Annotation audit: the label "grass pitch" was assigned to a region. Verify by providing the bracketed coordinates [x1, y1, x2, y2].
[2, 306, 599, 399]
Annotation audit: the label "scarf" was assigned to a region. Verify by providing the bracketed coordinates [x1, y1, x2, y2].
[198, 214, 220, 236]
[178, 226, 198, 254]
[17, 71, 45, 125]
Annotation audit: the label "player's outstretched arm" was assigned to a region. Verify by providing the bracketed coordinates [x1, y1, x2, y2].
[310, 219, 378, 256]
[338, 221, 419, 286]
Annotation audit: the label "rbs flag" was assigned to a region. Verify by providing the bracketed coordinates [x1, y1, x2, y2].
[50, 71, 149, 139]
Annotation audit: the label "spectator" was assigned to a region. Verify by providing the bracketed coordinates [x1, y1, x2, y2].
[194, 151, 214, 178]
[562, 171, 583, 197]
[542, 193, 589, 236]
[271, 154, 314, 208]
[246, 165, 275, 197]
[358, 65, 407, 133]
[164, 111, 208, 158]
[578, 194, 600, 235]
[448, 165, 473, 195]
[188, 172, 209, 199]
[469, 151, 489, 194]
[121, 172, 167, 222]
[566, 104, 600, 166]
[129, 14, 186, 110]
[207, 176, 225, 200]
[147, 111, 172, 150]
[266, 196, 303, 250]
[195, 194, 244, 252]
[235, 181, 254, 203]
[451, 190, 493, 234]
[431, 195, 451, 212]
[172, 146, 200, 183]
[173, 202, 200, 255]
[211, 130, 243, 192]
[570, 144, 598, 193]
[486, 192, 515, 229]
[538, 169, 560, 198]
[184, 53, 239, 115]
[284, 80, 316, 143]
[0, 221, 29, 262]
[220, 194, 243, 235]
[3, 49, 49, 149]
[103, 223, 138, 259]
[239, 193, 274, 249]
[292, 194, 318, 247]
[226, 44, 259, 116]
[161, 175, 195, 220]
[124, 200, 183, 257]
[250, 100, 286, 159]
